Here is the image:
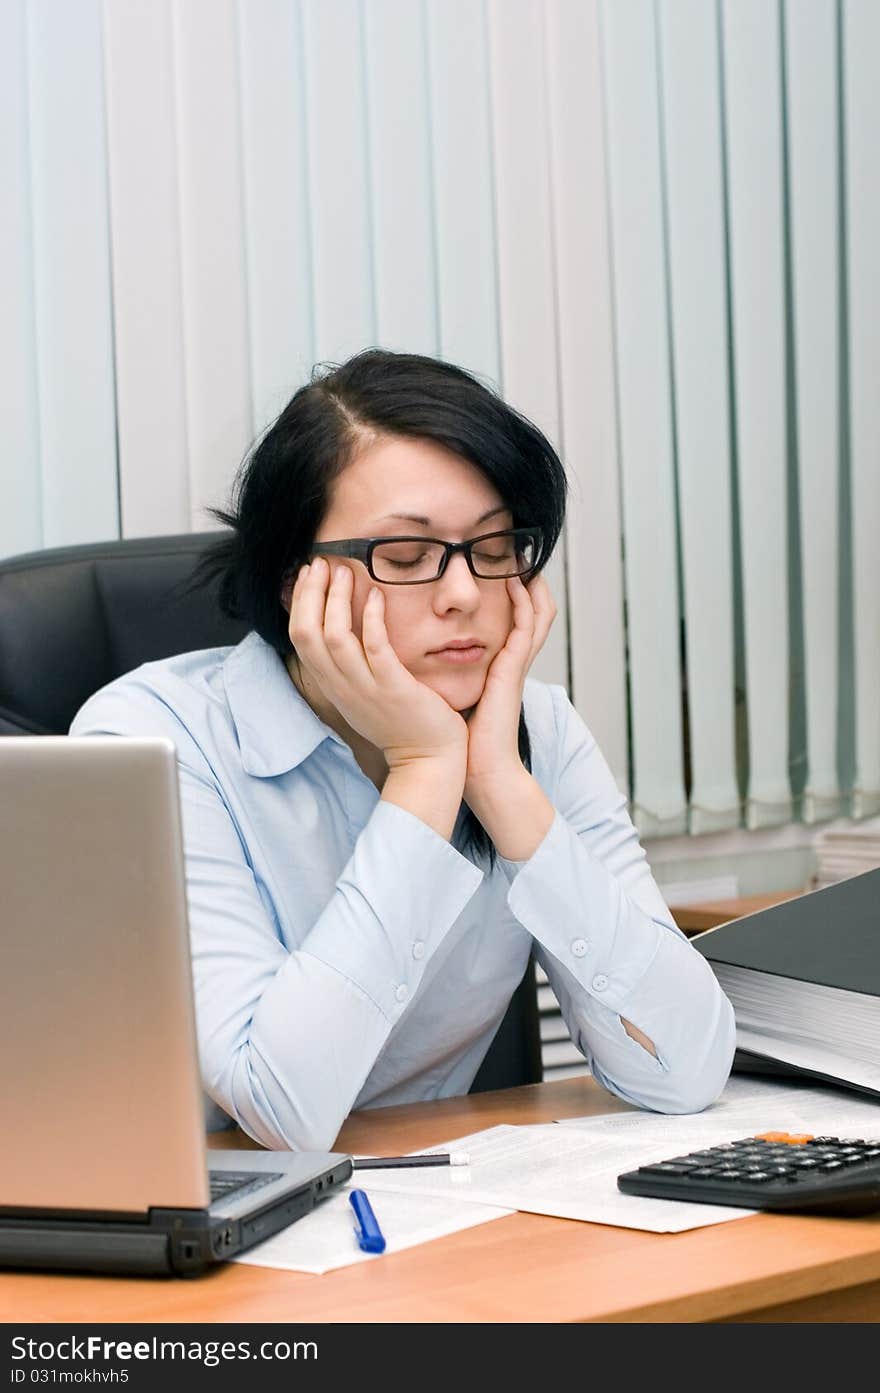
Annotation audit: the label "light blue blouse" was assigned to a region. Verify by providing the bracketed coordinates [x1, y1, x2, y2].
[70, 630, 735, 1150]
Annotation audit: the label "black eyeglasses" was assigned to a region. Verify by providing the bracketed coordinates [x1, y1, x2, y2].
[308, 527, 542, 585]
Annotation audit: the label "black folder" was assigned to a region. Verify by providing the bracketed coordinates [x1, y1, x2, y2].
[690, 866, 880, 1099]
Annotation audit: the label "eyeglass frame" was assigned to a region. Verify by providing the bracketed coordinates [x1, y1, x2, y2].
[307, 526, 543, 585]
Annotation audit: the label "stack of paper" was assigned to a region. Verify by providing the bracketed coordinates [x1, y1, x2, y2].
[811, 816, 880, 890]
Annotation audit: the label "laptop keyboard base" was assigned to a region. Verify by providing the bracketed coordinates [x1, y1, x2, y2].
[208, 1171, 282, 1205]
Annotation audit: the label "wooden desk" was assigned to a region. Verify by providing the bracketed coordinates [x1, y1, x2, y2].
[4, 1079, 880, 1323]
[670, 889, 805, 935]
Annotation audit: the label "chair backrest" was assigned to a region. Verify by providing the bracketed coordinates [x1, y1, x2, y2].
[468, 957, 542, 1092]
[0, 532, 247, 735]
[0, 530, 542, 1088]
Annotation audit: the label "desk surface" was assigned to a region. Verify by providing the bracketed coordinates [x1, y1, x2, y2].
[5, 1078, 880, 1323]
[670, 889, 805, 934]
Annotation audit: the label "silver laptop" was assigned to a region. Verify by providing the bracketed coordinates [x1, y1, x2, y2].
[0, 735, 352, 1276]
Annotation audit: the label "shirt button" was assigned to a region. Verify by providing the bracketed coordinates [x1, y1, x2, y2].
[591, 973, 609, 993]
[411, 941, 426, 961]
[394, 984, 409, 1004]
[571, 938, 589, 958]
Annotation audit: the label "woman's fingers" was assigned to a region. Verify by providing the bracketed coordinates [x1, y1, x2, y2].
[503, 573, 556, 673]
[290, 558, 372, 689]
[322, 563, 374, 680]
[525, 573, 557, 665]
[504, 575, 537, 657]
[360, 585, 416, 686]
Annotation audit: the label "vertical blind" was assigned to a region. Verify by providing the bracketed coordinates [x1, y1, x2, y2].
[2, 0, 878, 852]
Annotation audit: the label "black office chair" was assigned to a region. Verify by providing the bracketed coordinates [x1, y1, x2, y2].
[0, 531, 542, 1091]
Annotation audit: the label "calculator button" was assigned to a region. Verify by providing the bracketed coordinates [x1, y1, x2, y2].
[742, 1170, 774, 1182]
[637, 1162, 697, 1175]
[819, 1160, 845, 1171]
[687, 1167, 722, 1179]
[754, 1132, 814, 1144]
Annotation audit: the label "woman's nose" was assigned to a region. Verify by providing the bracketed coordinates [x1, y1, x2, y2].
[433, 551, 481, 604]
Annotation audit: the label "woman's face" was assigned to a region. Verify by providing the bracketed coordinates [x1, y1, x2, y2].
[309, 434, 517, 712]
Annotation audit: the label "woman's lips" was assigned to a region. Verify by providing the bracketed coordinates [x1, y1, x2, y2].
[429, 645, 486, 664]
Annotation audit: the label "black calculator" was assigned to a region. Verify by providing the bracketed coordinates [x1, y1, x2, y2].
[617, 1132, 880, 1216]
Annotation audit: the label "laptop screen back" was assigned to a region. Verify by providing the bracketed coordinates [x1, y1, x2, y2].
[2, 737, 210, 1214]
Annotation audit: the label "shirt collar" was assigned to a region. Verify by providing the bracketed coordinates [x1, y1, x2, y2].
[222, 631, 349, 777]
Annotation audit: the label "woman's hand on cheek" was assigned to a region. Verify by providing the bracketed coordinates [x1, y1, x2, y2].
[288, 558, 468, 767]
[463, 572, 557, 797]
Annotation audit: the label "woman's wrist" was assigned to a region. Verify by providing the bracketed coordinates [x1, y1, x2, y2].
[381, 753, 467, 842]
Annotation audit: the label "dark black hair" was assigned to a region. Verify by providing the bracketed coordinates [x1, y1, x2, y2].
[191, 347, 568, 871]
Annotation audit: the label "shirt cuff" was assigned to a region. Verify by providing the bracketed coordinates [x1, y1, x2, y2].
[502, 810, 666, 1011]
[301, 798, 485, 1019]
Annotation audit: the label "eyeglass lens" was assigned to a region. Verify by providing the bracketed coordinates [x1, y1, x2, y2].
[371, 530, 537, 583]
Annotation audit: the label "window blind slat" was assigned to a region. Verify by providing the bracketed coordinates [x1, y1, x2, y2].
[545, 0, 628, 787]
[237, 0, 314, 432]
[0, 0, 41, 560]
[486, 0, 568, 691]
[601, 0, 686, 835]
[784, 0, 842, 824]
[425, 0, 499, 383]
[720, 0, 793, 828]
[363, 0, 437, 357]
[658, 0, 739, 835]
[842, 0, 880, 818]
[103, 0, 189, 537]
[27, 0, 118, 548]
[301, 0, 374, 364]
[171, 0, 252, 530]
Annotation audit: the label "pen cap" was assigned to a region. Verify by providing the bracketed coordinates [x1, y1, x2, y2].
[349, 1188, 386, 1254]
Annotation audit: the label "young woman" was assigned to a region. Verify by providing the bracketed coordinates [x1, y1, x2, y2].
[70, 349, 735, 1151]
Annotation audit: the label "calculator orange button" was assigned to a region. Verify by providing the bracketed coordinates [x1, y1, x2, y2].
[754, 1132, 814, 1145]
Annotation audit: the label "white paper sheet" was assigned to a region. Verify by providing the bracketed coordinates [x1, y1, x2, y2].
[357, 1123, 753, 1233]
[556, 1073, 880, 1143]
[233, 1185, 513, 1274]
[358, 1074, 880, 1233]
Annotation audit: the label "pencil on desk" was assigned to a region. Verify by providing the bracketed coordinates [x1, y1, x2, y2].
[352, 1151, 471, 1170]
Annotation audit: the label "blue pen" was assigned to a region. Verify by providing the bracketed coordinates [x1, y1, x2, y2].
[349, 1188, 386, 1254]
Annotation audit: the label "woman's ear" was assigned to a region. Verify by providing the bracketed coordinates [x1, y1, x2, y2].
[280, 578, 294, 613]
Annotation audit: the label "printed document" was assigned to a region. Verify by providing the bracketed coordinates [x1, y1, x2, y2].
[360, 1075, 880, 1233]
